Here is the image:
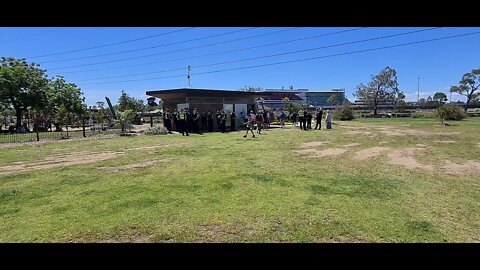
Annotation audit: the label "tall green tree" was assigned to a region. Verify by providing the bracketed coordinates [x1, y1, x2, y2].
[450, 68, 480, 111]
[46, 76, 86, 132]
[433, 92, 448, 104]
[46, 76, 86, 116]
[117, 90, 145, 112]
[354, 66, 401, 115]
[0, 57, 49, 127]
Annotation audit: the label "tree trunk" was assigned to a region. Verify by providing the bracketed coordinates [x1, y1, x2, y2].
[15, 108, 22, 128]
[374, 106, 378, 116]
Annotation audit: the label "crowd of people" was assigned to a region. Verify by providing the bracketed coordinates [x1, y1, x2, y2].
[162, 107, 333, 137]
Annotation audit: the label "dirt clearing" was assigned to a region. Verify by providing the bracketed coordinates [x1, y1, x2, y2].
[386, 148, 434, 171]
[354, 147, 390, 161]
[0, 151, 126, 175]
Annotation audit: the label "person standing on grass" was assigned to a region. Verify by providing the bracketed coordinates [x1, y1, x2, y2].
[207, 111, 214, 132]
[297, 109, 305, 130]
[230, 110, 236, 131]
[306, 110, 312, 130]
[315, 107, 323, 130]
[325, 110, 333, 129]
[201, 111, 207, 132]
[177, 108, 189, 136]
[220, 110, 227, 133]
[255, 111, 264, 134]
[279, 110, 286, 128]
[243, 113, 256, 138]
[163, 109, 173, 134]
[192, 108, 200, 133]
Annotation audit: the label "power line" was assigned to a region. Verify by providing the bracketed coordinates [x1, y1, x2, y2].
[40, 27, 261, 64]
[56, 27, 367, 75]
[26, 27, 196, 59]
[75, 27, 439, 82]
[79, 31, 480, 86]
[46, 27, 299, 70]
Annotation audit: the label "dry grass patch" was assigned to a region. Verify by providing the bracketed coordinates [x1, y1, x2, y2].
[442, 160, 480, 175]
[386, 148, 434, 171]
[0, 151, 126, 175]
[298, 141, 330, 148]
[353, 147, 390, 161]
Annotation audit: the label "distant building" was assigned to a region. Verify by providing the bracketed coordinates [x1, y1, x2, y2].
[265, 88, 346, 108]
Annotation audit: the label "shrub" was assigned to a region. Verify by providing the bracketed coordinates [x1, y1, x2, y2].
[437, 104, 466, 122]
[333, 103, 355, 121]
[145, 125, 168, 135]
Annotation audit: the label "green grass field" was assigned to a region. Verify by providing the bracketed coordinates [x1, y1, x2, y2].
[0, 118, 479, 242]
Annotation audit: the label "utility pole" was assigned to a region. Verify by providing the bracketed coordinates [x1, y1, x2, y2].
[187, 65, 191, 88]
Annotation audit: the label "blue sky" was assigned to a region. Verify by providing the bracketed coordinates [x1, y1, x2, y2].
[1, 27, 479, 106]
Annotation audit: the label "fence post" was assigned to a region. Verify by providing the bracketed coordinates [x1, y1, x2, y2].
[150, 115, 153, 127]
[82, 117, 86, 138]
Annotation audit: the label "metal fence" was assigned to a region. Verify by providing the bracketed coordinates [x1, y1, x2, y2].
[0, 127, 121, 144]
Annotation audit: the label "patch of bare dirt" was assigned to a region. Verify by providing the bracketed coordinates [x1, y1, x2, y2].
[442, 160, 480, 175]
[124, 143, 186, 151]
[298, 141, 330, 148]
[344, 131, 373, 136]
[294, 149, 318, 155]
[98, 158, 173, 172]
[0, 134, 118, 149]
[416, 144, 427, 147]
[0, 151, 126, 175]
[193, 223, 255, 242]
[386, 148, 434, 171]
[353, 147, 390, 161]
[434, 140, 457, 144]
[343, 143, 361, 147]
[311, 148, 347, 158]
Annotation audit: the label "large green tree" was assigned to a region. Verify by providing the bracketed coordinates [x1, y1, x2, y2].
[354, 66, 402, 115]
[46, 76, 86, 130]
[46, 76, 86, 115]
[0, 57, 49, 127]
[450, 68, 479, 111]
[433, 92, 448, 104]
[117, 90, 145, 112]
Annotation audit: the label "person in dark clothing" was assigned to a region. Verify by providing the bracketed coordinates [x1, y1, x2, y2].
[163, 109, 173, 134]
[315, 107, 323, 130]
[216, 110, 221, 132]
[192, 108, 200, 133]
[230, 111, 236, 131]
[207, 111, 214, 132]
[306, 110, 312, 130]
[172, 109, 178, 132]
[201, 111, 207, 131]
[177, 108, 189, 136]
[219, 111, 227, 133]
[187, 109, 194, 133]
